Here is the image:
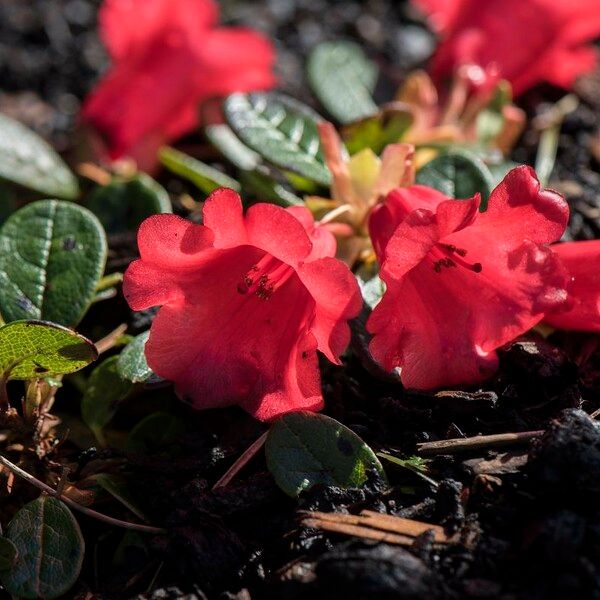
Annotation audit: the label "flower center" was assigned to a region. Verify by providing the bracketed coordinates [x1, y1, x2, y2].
[237, 254, 295, 300]
[431, 243, 482, 274]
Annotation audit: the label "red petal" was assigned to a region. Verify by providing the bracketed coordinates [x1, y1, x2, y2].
[298, 258, 363, 363]
[544, 240, 600, 332]
[202, 188, 248, 248]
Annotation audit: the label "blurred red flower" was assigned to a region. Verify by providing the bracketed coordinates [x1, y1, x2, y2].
[123, 189, 362, 421]
[82, 0, 275, 170]
[544, 240, 600, 332]
[414, 0, 600, 95]
[367, 166, 570, 390]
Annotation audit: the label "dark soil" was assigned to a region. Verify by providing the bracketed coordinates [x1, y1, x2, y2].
[1, 2, 600, 600]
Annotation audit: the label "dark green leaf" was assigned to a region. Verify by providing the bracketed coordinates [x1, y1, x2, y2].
[224, 92, 331, 186]
[159, 146, 240, 194]
[0, 113, 79, 199]
[416, 151, 495, 208]
[81, 356, 132, 443]
[487, 160, 520, 186]
[117, 330, 156, 383]
[0, 184, 16, 225]
[0, 320, 97, 381]
[126, 411, 187, 454]
[307, 41, 378, 125]
[84, 173, 171, 234]
[266, 411, 386, 497]
[0, 496, 84, 599]
[94, 473, 147, 521]
[240, 167, 304, 207]
[0, 199, 107, 326]
[205, 123, 261, 170]
[0, 537, 18, 570]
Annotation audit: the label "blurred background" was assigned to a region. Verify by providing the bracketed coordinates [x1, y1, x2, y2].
[0, 0, 435, 150]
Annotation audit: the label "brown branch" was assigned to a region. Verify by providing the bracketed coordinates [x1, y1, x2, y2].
[0, 453, 165, 535]
[95, 323, 128, 355]
[417, 430, 544, 456]
[212, 431, 268, 490]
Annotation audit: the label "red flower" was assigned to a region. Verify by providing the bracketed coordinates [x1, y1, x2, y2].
[414, 0, 600, 95]
[123, 189, 362, 421]
[544, 240, 600, 332]
[367, 166, 570, 390]
[82, 0, 275, 170]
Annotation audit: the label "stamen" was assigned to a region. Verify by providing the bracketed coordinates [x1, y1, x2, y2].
[432, 244, 482, 274]
[237, 255, 294, 299]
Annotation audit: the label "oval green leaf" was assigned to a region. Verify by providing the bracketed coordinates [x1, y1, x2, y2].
[117, 330, 155, 383]
[0, 113, 79, 199]
[266, 411, 386, 497]
[81, 355, 132, 443]
[416, 151, 495, 208]
[205, 123, 261, 171]
[0, 320, 97, 381]
[224, 92, 331, 186]
[84, 173, 171, 234]
[0, 199, 107, 326]
[159, 146, 241, 194]
[0, 496, 84, 599]
[307, 41, 378, 125]
[0, 537, 18, 570]
[126, 411, 187, 454]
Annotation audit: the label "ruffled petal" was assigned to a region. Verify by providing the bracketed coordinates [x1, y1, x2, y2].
[298, 258, 363, 363]
[202, 188, 248, 248]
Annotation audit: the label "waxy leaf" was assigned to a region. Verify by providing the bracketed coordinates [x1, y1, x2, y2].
[126, 411, 187, 454]
[0, 537, 18, 570]
[159, 146, 241, 194]
[94, 473, 147, 521]
[81, 356, 132, 443]
[0, 200, 107, 326]
[241, 167, 304, 207]
[416, 151, 495, 208]
[205, 123, 261, 170]
[0, 320, 97, 381]
[117, 330, 155, 383]
[84, 173, 172, 234]
[224, 92, 331, 186]
[0, 496, 84, 599]
[307, 41, 378, 125]
[0, 113, 79, 199]
[266, 411, 386, 497]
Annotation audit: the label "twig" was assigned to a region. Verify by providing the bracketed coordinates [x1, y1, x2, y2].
[95, 323, 128, 355]
[590, 407, 600, 419]
[0, 453, 165, 535]
[417, 430, 544, 456]
[212, 431, 268, 490]
[302, 517, 413, 545]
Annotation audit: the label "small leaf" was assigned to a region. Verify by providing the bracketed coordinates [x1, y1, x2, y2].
[94, 473, 147, 521]
[356, 265, 385, 310]
[240, 167, 304, 207]
[117, 330, 156, 383]
[205, 123, 261, 170]
[266, 411, 386, 497]
[126, 411, 187, 454]
[0, 537, 18, 570]
[0, 199, 107, 326]
[416, 151, 495, 208]
[0, 496, 84, 599]
[159, 146, 241, 194]
[0, 320, 97, 381]
[81, 356, 132, 443]
[224, 92, 331, 186]
[307, 41, 378, 125]
[84, 173, 171, 234]
[0, 184, 17, 225]
[487, 159, 520, 186]
[0, 113, 79, 199]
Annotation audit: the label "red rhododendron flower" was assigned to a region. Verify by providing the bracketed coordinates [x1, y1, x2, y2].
[367, 166, 570, 390]
[82, 0, 275, 170]
[414, 0, 600, 95]
[123, 189, 362, 421]
[544, 240, 600, 332]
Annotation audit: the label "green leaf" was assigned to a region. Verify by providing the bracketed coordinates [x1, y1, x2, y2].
[0, 199, 107, 326]
[205, 123, 261, 170]
[0, 496, 84, 599]
[356, 266, 385, 310]
[0, 320, 97, 381]
[0, 183, 17, 225]
[307, 41, 378, 125]
[84, 173, 171, 234]
[0, 537, 18, 570]
[94, 473, 147, 521]
[487, 159, 520, 186]
[126, 411, 187, 454]
[416, 151, 495, 208]
[117, 330, 156, 383]
[240, 167, 304, 207]
[0, 113, 79, 199]
[265, 411, 386, 497]
[81, 356, 132, 443]
[342, 103, 413, 155]
[159, 146, 241, 194]
[224, 92, 331, 186]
